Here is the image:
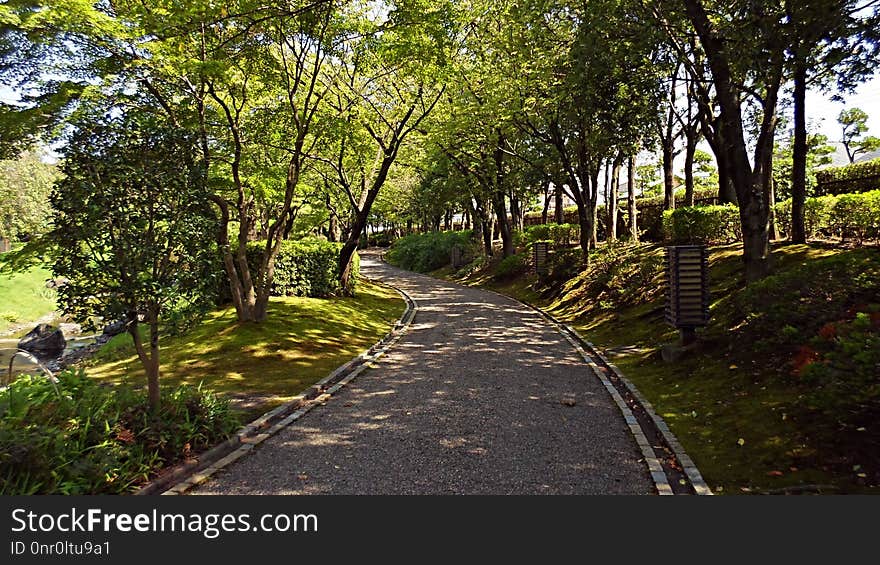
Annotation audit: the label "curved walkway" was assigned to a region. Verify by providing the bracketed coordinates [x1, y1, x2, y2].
[193, 254, 653, 495]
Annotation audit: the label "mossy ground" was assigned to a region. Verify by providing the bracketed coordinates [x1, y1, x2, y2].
[85, 280, 404, 420]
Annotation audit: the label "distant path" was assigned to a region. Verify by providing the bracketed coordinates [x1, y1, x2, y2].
[194, 251, 653, 494]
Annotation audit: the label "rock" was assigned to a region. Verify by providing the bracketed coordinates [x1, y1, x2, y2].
[102, 320, 126, 336]
[660, 341, 701, 363]
[18, 324, 66, 357]
[58, 322, 81, 335]
[45, 277, 69, 289]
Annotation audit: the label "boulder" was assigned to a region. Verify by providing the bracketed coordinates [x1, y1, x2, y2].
[18, 324, 66, 357]
[102, 320, 126, 336]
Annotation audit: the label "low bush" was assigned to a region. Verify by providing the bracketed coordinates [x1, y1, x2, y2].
[247, 237, 358, 297]
[494, 253, 529, 280]
[662, 204, 741, 245]
[775, 190, 880, 243]
[386, 230, 475, 272]
[0, 369, 239, 494]
[773, 196, 834, 239]
[517, 223, 580, 249]
[723, 249, 880, 353]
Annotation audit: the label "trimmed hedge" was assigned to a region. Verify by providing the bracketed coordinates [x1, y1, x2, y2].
[517, 223, 580, 249]
[775, 190, 880, 243]
[662, 204, 741, 245]
[386, 230, 475, 272]
[523, 187, 720, 241]
[815, 158, 880, 195]
[247, 238, 359, 297]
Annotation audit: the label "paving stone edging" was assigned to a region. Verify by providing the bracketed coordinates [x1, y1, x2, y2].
[573, 330, 713, 496]
[135, 279, 418, 496]
[481, 287, 711, 496]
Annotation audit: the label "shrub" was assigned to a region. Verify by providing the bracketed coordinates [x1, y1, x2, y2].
[723, 249, 880, 352]
[517, 223, 579, 249]
[662, 204, 741, 245]
[247, 237, 358, 297]
[774, 190, 880, 242]
[386, 230, 475, 272]
[0, 369, 239, 494]
[827, 190, 880, 243]
[774, 195, 834, 239]
[494, 253, 529, 280]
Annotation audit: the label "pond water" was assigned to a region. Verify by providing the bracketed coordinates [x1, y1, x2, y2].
[0, 334, 100, 381]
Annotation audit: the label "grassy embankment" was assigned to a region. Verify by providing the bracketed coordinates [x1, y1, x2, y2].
[430, 241, 880, 494]
[0, 266, 57, 334]
[85, 280, 404, 420]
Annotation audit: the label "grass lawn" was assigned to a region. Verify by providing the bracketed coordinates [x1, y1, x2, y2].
[0, 266, 57, 333]
[440, 241, 880, 494]
[85, 280, 404, 420]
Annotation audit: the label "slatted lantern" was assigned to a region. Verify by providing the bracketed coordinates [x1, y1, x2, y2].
[450, 245, 463, 269]
[532, 241, 549, 275]
[665, 245, 710, 344]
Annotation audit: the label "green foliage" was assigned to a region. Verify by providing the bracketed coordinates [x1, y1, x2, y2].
[773, 133, 835, 200]
[815, 158, 880, 195]
[49, 109, 219, 332]
[517, 223, 580, 249]
[493, 253, 528, 280]
[0, 150, 58, 241]
[724, 249, 880, 352]
[386, 230, 475, 272]
[839, 108, 880, 163]
[798, 308, 880, 433]
[662, 205, 741, 245]
[0, 369, 239, 494]
[775, 190, 880, 242]
[247, 238, 359, 298]
[774, 196, 835, 239]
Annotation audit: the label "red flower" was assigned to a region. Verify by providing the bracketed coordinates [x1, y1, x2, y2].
[791, 346, 820, 377]
[818, 322, 837, 340]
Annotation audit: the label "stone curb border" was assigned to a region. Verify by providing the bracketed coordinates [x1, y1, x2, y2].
[575, 331, 712, 496]
[135, 279, 418, 496]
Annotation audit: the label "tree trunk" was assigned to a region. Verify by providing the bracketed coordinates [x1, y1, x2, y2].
[590, 166, 600, 247]
[576, 203, 591, 264]
[662, 142, 675, 210]
[554, 184, 565, 224]
[684, 134, 696, 207]
[791, 57, 808, 244]
[541, 180, 551, 225]
[493, 192, 514, 258]
[684, 0, 776, 281]
[628, 155, 638, 242]
[129, 313, 160, 412]
[608, 154, 622, 241]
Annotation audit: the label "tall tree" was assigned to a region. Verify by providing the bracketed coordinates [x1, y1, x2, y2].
[839, 107, 880, 163]
[785, 2, 880, 243]
[652, 0, 788, 281]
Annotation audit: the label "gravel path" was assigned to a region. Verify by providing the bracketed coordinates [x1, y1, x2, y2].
[193, 253, 653, 495]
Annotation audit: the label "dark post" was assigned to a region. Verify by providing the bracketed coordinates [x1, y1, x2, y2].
[533, 241, 549, 276]
[665, 245, 710, 345]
